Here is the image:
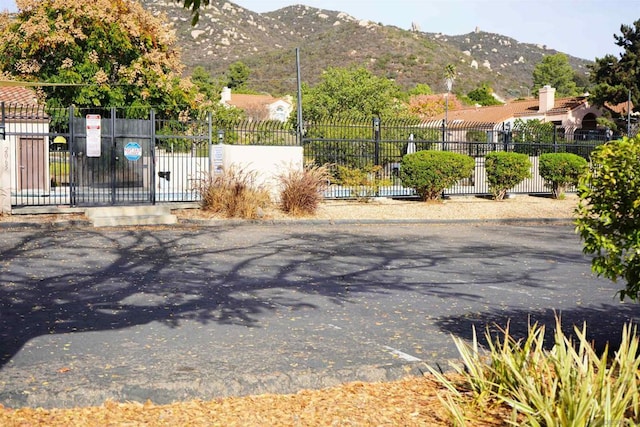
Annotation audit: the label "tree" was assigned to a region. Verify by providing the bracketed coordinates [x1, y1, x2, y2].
[532, 53, 579, 97]
[407, 83, 432, 96]
[0, 0, 196, 115]
[227, 61, 250, 91]
[575, 136, 640, 301]
[300, 66, 408, 122]
[191, 66, 223, 102]
[466, 83, 503, 106]
[589, 20, 640, 131]
[443, 64, 456, 84]
[190, 66, 245, 125]
[408, 94, 463, 118]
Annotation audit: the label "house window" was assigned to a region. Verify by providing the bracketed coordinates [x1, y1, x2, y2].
[274, 106, 286, 122]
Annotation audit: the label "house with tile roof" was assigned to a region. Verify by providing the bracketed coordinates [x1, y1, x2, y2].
[431, 85, 605, 143]
[220, 87, 293, 122]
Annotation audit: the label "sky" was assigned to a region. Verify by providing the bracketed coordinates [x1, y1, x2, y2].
[0, 0, 637, 60]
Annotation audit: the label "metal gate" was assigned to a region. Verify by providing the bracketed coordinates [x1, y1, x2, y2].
[69, 108, 155, 206]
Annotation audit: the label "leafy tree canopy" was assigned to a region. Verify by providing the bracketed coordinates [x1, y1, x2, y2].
[226, 61, 251, 91]
[191, 66, 223, 102]
[576, 136, 640, 301]
[532, 53, 579, 97]
[301, 66, 410, 121]
[589, 20, 640, 118]
[466, 83, 503, 106]
[408, 94, 463, 119]
[190, 66, 245, 124]
[0, 0, 197, 115]
[407, 83, 433, 96]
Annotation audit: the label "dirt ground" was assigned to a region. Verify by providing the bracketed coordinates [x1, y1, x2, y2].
[1, 194, 578, 225]
[175, 194, 578, 224]
[0, 195, 577, 425]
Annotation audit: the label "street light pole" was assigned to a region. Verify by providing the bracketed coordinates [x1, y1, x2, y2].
[444, 77, 453, 147]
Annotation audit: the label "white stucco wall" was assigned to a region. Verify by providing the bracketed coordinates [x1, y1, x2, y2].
[154, 144, 303, 201]
[221, 144, 303, 199]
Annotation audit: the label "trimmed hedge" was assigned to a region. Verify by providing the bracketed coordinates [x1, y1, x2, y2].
[539, 152, 588, 199]
[399, 150, 474, 201]
[485, 151, 531, 200]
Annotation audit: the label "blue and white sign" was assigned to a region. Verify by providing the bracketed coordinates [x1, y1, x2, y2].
[124, 142, 142, 161]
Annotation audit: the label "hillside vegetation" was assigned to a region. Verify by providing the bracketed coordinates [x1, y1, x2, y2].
[141, 1, 592, 97]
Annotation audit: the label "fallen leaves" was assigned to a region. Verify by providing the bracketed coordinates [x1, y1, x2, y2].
[0, 376, 479, 426]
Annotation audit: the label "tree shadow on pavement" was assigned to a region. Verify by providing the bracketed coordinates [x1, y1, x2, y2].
[0, 223, 609, 369]
[435, 304, 640, 357]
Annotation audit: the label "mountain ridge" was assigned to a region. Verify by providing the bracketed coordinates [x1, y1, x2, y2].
[139, 1, 592, 98]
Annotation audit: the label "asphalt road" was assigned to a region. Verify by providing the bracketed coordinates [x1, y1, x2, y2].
[0, 222, 637, 408]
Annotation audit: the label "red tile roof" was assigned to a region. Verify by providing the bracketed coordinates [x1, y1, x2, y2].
[227, 93, 281, 109]
[606, 100, 635, 115]
[0, 86, 38, 104]
[432, 96, 589, 125]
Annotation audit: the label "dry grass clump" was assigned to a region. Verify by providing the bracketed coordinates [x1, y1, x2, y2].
[195, 166, 271, 219]
[277, 164, 330, 216]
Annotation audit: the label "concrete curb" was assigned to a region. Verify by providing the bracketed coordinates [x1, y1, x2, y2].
[0, 217, 574, 230]
[0, 220, 93, 230]
[178, 217, 575, 227]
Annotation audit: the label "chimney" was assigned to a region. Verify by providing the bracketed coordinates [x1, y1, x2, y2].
[221, 86, 231, 103]
[538, 85, 555, 113]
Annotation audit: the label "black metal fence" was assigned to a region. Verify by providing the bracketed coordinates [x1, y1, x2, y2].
[2, 105, 609, 207]
[300, 118, 605, 198]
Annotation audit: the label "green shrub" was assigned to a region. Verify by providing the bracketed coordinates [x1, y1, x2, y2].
[336, 165, 391, 202]
[575, 137, 640, 301]
[427, 317, 640, 425]
[485, 151, 531, 200]
[539, 152, 587, 199]
[277, 164, 330, 216]
[399, 150, 474, 201]
[195, 166, 271, 219]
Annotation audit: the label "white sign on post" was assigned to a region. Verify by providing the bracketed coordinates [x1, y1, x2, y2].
[86, 114, 101, 157]
[212, 144, 223, 174]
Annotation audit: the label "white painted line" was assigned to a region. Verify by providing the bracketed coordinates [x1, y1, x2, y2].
[383, 345, 421, 362]
[326, 323, 342, 330]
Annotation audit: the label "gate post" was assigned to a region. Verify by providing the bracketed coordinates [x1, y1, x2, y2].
[0, 102, 10, 214]
[373, 117, 380, 167]
[151, 108, 156, 205]
[69, 105, 76, 206]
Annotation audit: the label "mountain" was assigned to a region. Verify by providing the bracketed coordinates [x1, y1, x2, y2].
[139, 1, 592, 98]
